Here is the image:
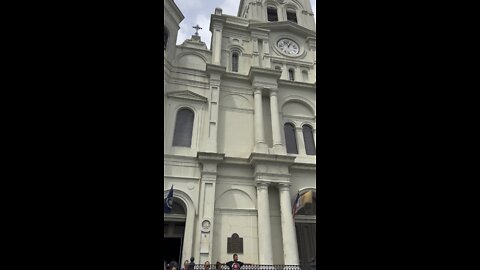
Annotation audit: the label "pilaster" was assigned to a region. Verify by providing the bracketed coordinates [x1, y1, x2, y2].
[253, 87, 268, 153]
[196, 152, 225, 264]
[252, 38, 260, 67]
[204, 64, 226, 153]
[262, 39, 271, 68]
[269, 89, 285, 155]
[295, 126, 306, 155]
[210, 16, 224, 65]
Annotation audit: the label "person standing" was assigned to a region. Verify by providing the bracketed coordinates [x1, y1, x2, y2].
[204, 261, 211, 270]
[225, 254, 244, 270]
[181, 260, 190, 270]
[188, 257, 195, 270]
[169, 258, 179, 269]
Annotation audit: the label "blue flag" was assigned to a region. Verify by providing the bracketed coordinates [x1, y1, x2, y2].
[164, 185, 174, 213]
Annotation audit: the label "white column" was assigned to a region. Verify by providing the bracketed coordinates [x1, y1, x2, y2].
[295, 127, 306, 155]
[278, 183, 299, 265]
[256, 182, 273, 264]
[270, 90, 285, 154]
[254, 88, 267, 153]
[313, 128, 316, 148]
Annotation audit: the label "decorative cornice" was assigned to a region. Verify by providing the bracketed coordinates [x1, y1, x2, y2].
[248, 66, 282, 83]
[197, 152, 225, 163]
[166, 90, 208, 103]
[206, 64, 227, 75]
[214, 208, 257, 216]
[248, 152, 296, 166]
[253, 172, 291, 183]
[209, 15, 225, 32]
[249, 21, 316, 37]
[223, 156, 251, 165]
[222, 72, 250, 81]
[164, 0, 185, 25]
[278, 80, 316, 89]
[290, 162, 317, 171]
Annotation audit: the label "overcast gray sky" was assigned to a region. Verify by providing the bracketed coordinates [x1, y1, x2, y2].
[174, 0, 316, 49]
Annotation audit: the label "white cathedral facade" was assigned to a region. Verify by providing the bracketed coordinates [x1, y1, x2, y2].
[164, 0, 316, 268]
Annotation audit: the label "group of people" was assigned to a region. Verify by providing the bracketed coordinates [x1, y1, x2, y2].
[165, 254, 245, 270]
[165, 256, 194, 270]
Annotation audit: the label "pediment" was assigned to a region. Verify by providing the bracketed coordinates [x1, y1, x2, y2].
[167, 90, 208, 103]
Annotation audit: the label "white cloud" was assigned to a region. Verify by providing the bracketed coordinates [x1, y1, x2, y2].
[219, 0, 239, 16]
[195, 14, 212, 48]
[176, 21, 190, 45]
[174, 0, 203, 11]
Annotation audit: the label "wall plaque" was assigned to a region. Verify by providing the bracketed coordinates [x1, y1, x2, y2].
[227, 233, 243, 253]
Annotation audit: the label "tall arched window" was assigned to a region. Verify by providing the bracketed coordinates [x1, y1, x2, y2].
[173, 108, 194, 147]
[232, 52, 239, 72]
[302, 125, 315, 155]
[267, 6, 278, 21]
[288, 69, 295, 81]
[164, 26, 169, 50]
[286, 9, 298, 23]
[284, 123, 298, 154]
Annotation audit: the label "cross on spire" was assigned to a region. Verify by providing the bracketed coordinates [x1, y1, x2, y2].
[193, 24, 202, 36]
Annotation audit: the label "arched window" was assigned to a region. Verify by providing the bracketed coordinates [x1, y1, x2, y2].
[302, 125, 315, 155]
[284, 123, 298, 154]
[164, 26, 169, 50]
[267, 6, 278, 21]
[288, 69, 295, 81]
[286, 9, 298, 23]
[232, 52, 239, 72]
[296, 191, 316, 215]
[173, 108, 194, 147]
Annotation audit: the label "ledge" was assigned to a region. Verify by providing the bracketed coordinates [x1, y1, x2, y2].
[248, 66, 282, 81]
[248, 152, 296, 166]
[206, 64, 227, 74]
[197, 152, 225, 163]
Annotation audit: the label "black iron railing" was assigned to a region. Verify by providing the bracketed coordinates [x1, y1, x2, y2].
[193, 265, 302, 270]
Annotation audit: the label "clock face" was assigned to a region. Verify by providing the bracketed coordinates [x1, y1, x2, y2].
[277, 38, 300, 55]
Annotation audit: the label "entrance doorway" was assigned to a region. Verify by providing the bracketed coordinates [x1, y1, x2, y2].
[164, 237, 183, 267]
[295, 191, 316, 270]
[296, 222, 316, 270]
[164, 200, 187, 267]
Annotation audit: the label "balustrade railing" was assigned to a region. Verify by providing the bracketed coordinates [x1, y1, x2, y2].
[192, 265, 302, 270]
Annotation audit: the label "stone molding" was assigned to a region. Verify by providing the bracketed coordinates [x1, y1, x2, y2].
[167, 90, 208, 103]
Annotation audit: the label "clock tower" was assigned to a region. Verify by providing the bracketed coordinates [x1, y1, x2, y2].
[238, 0, 316, 31]
[205, 0, 316, 267]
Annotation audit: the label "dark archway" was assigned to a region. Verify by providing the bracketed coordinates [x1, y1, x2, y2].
[164, 201, 187, 267]
[295, 190, 316, 270]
